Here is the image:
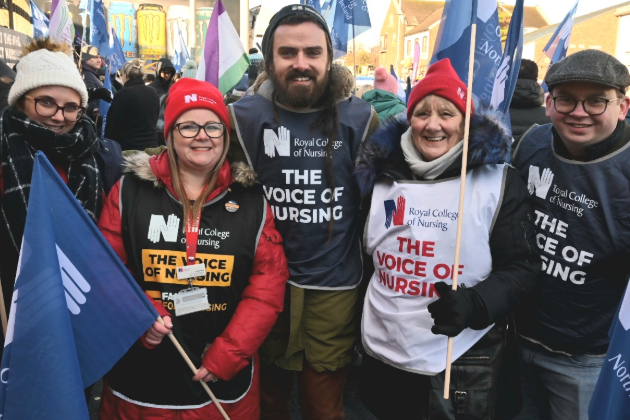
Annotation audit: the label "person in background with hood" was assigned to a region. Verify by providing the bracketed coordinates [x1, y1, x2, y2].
[362, 67, 407, 121]
[509, 59, 549, 142]
[149, 58, 176, 96]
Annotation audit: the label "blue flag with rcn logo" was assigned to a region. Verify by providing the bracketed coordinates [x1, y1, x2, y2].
[330, 0, 371, 59]
[431, 0, 502, 106]
[302, 0, 321, 14]
[0, 152, 158, 419]
[589, 279, 630, 419]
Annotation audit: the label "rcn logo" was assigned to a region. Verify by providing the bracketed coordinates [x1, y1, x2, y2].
[148, 214, 181, 243]
[57, 244, 91, 315]
[185, 94, 197, 103]
[263, 127, 291, 158]
[383, 196, 406, 229]
[527, 165, 555, 200]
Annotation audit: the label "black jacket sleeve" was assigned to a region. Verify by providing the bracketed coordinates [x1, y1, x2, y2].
[470, 166, 541, 326]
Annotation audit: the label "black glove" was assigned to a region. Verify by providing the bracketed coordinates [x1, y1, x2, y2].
[87, 87, 112, 103]
[427, 282, 485, 337]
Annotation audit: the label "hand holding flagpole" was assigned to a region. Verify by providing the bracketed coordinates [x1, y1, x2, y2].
[157, 317, 231, 420]
[443, 0, 478, 400]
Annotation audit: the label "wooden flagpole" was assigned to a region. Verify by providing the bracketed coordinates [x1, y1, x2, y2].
[158, 317, 231, 420]
[443, 21, 477, 400]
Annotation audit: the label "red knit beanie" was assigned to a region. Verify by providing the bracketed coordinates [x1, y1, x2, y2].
[406, 58, 472, 121]
[164, 78, 230, 138]
[374, 67, 399, 95]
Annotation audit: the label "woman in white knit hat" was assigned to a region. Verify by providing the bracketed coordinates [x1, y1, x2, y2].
[0, 37, 104, 312]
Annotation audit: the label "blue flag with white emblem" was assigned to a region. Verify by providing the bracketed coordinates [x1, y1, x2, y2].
[89, 0, 111, 58]
[302, 0, 321, 14]
[491, 0, 524, 135]
[108, 28, 127, 76]
[589, 279, 630, 419]
[30, 0, 50, 38]
[329, 0, 371, 59]
[0, 152, 158, 419]
[431, 0, 502, 106]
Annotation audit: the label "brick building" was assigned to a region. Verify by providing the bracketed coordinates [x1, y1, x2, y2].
[523, 1, 630, 83]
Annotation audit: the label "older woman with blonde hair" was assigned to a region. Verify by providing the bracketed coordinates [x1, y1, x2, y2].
[105, 58, 160, 151]
[355, 58, 540, 419]
[98, 78, 289, 420]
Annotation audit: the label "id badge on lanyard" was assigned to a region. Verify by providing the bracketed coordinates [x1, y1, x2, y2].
[174, 211, 210, 316]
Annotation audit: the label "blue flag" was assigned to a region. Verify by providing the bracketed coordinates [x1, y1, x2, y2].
[431, 0, 502, 106]
[590, 280, 630, 419]
[89, 0, 111, 58]
[108, 28, 126, 76]
[99, 65, 112, 137]
[172, 21, 190, 73]
[491, 0, 524, 134]
[30, 0, 50, 38]
[542, 1, 579, 92]
[330, 0, 371, 59]
[0, 152, 158, 419]
[303, 0, 321, 14]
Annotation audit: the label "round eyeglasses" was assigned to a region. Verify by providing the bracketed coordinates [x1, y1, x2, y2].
[26, 96, 85, 122]
[174, 122, 225, 138]
[551, 96, 618, 116]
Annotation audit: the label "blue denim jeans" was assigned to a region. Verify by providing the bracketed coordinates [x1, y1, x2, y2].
[514, 338, 605, 420]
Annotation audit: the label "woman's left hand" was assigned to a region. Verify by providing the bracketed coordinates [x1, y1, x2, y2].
[193, 365, 219, 383]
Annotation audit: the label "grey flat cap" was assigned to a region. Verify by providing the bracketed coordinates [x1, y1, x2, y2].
[545, 49, 630, 92]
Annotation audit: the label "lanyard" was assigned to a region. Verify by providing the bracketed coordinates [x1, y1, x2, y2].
[185, 211, 201, 288]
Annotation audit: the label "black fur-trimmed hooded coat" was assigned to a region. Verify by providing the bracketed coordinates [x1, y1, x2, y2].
[354, 106, 541, 418]
[355, 104, 539, 324]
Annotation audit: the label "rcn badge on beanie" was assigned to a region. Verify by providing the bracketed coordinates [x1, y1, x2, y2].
[9, 49, 89, 108]
[164, 78, 230, 136]
[406, 58, 471, 121]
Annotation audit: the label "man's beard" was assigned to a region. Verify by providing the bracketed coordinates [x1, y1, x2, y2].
[271, 68, 329, 109]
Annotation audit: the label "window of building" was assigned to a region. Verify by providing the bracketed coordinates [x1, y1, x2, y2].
[422, 37, 427, 53]
[389, 14, 394, 27]
[407, 40, 411, 55]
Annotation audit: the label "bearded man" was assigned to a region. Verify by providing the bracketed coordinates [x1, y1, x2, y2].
[228, 5, 378, 420]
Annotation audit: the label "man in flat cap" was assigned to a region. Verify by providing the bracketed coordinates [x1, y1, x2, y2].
[228, 4, 378, 419]
[512, 49, 630, 420]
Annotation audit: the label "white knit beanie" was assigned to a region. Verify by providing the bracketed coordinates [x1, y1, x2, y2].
[9, 49, 89, 108]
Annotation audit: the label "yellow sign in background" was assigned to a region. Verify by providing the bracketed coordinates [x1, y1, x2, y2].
[137, 3, 166, 59]
[142, 249, 234, 287]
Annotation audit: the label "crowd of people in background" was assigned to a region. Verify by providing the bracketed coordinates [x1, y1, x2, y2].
[1, 3, 630, 420]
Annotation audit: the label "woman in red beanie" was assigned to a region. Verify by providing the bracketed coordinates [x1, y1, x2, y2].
[97, 78, 289, 420]
[353, 59, 540, 419]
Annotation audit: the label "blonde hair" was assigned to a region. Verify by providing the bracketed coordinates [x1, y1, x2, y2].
[166, 127, 230, 224]
[121, 59, 144, 80]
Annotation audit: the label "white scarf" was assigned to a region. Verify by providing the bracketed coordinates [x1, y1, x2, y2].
[400, 126, 464, 180]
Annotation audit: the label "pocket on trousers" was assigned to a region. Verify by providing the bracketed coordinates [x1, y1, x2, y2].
[566, 354, 605, 368]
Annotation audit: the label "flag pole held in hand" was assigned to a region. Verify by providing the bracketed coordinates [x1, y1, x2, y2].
[157, 317, 231, 420]
[443, 8, 478, 402]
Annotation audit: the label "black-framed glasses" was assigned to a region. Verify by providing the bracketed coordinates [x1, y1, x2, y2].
[551, 96, 618, 116]
[174, 122, 225, 138]
[26, 96, 85, 122]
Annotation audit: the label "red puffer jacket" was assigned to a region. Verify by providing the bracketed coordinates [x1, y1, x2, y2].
[97, 151, 289, 420]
